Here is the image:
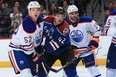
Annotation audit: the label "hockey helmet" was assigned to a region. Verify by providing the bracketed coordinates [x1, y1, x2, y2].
[67, 5, 78, 14]
[27, 1, 41, 10]
[53, 7, 65, 15]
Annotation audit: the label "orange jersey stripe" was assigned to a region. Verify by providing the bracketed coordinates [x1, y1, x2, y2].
[9, 50, 20, 73]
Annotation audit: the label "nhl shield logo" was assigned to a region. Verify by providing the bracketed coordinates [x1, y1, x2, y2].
[35, 30, 43, 45]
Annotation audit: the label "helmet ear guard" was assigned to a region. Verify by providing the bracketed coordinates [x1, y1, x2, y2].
[67, 5, 78, 14]
[53, 7, 65, 15]
[27, 1, 41, 10]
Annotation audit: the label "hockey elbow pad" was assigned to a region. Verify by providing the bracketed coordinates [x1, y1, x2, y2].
[89, 40, 99, 50]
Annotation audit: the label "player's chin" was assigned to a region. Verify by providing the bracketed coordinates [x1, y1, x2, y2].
[33, 15, 38, 19]
[58, 20, 63, 24]
[57, 22, 62, 25]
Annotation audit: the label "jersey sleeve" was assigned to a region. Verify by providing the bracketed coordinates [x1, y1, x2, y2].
[9, 24, 35, 54]
[104, 15, 116, 36]
[105, 16, 116, 27]
[10, 26, 21, 46]
[113, 32, 116, 38]
[105, 10, 116, 27]
[87, 20, 101, 36]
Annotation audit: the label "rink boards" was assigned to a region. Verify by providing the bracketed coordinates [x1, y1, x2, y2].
[0, 36, 112, 68]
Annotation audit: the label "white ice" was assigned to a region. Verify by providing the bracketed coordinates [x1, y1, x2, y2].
[0, 66, 106, 77]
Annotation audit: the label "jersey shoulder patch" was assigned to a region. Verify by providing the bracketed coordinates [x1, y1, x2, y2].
[79, 16, 92, 23]
[22, 16, 36, 33]
[57, 21, 70, 36]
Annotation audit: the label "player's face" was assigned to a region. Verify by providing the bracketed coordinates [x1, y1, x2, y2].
[29, 8, 41, 22]
[54, 13, 64, 25]
[69, 11, 79, 22]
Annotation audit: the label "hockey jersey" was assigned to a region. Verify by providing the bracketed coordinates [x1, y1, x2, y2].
[104, 10, 116, 44]
[66, 16, 100, 56]
[43, 16, 70, 55]
[9, 15, 44, 55]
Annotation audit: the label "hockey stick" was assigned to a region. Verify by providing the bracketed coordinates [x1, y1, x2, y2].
[95, 46, 101, 55]
[44, 57, 78, 73]
[44, 46, 99, 73]
[44, 46, 100, 73]
[41, 62, 49, 77]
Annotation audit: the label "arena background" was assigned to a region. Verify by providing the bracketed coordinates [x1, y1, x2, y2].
[0, 0, 115, 68]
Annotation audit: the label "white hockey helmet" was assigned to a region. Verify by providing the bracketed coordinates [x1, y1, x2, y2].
[27, 1, 41, 10]
[67, 5, 78, 14]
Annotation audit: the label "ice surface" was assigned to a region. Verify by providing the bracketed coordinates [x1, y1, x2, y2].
[0, 66, 106, 77]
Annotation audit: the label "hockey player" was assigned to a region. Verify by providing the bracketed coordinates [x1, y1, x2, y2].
[62, 5, 102, 77]
[37, 7, 78, 77]
[104, 9, 116, 77]
[8, 1, 44, 77]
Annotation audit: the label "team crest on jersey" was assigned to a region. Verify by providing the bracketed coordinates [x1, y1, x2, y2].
[35, 30, 43, 45]
[63, 28, 69, 35]
[70, 30, 83, 43]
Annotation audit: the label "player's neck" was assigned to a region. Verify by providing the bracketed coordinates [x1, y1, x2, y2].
[69, 18, 78, 24]
[29, 15, 37, 23]
[32, 18, 37, 23]
[69, 18, 78, 27]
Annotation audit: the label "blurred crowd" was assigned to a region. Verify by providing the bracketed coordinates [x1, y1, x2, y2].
[0, 0, 88, 38]
[0, 0, 115, 38]
[0, 0, 87, 37]
[104, 1, 116, 23]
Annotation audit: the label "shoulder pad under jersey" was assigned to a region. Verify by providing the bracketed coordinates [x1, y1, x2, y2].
[57, 21, 70, 36]
[43, 16, 54, 23]
[37, 15, 43, 23]
[79, 16, 92, 23]
[22, 16, 36, 33]
[110, 9, 116, 15]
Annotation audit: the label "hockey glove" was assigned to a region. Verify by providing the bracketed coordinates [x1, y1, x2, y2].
[71, 45, 79, 56]
[72, 45, 78, 50]
[88, 40, 99, 50]
[32, 46, 43, 62]
[32, 54, 41, 62]
[34, 45, 44, 54]
[32, 54, 45, 63]
[72, 45, 85, 57]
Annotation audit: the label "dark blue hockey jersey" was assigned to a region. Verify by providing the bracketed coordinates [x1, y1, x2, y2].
[43, 16, 71, 55]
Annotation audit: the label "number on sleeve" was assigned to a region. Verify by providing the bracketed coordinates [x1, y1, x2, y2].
[107, 19, 111, 25]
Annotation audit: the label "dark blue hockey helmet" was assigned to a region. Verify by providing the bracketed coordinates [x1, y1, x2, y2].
[53, 7, 65, 15]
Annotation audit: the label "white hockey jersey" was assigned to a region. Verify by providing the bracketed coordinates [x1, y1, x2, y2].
[9, 16, 43, 55]
[104, 10, 116, 44]
[104, 10, 116, 38]
[66, 16, 100, 56]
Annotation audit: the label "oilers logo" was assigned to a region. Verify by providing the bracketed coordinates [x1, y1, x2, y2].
[70, 30, 83, 44]
[35, 30, 43, 45]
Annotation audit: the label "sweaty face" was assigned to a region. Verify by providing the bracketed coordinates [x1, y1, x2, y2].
[54, 13, 64, 25]
[69, 11, 79, 22]
[29, 8, 41, 22]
